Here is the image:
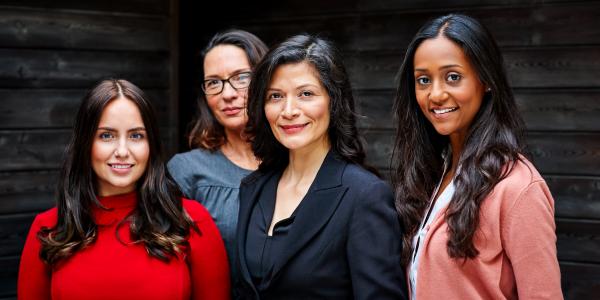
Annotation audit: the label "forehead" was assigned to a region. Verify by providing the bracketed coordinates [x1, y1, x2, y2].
[269, 61, 322, 87]
[98, 97, 144, 127]
[203, 44, 250, 76]
[413, 36, 472, 69]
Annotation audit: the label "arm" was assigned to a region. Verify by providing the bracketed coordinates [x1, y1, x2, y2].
[18, 214, 51, 300]
[347, 180, 408, 300]
[167, 154, 193, 199]
[186, 202, 231, 300]
[502, 180, 563, 299]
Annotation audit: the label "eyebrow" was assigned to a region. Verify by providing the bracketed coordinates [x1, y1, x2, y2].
[204, 68, 251, 79]
[414, 64, 463, 72]
[97, 127, 146, 132]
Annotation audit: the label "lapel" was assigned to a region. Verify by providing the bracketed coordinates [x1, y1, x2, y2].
[237, 170, 276, 296]
[269, 151, 348, 282]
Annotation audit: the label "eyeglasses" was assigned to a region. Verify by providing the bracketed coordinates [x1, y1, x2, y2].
[202, 72, 252, 95]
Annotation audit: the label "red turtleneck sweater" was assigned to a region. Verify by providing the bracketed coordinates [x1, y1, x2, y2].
[18, 192, 230, 300]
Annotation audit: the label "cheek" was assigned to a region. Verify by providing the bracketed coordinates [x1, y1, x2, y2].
[414, 92, 429, 114]
[134, 143, 150, 164]
[206, 96, 220, 112]
[264, 104, 280, 126]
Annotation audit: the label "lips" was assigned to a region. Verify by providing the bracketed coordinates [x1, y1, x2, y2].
[108, 163, 134, 174]
[280, 123, 307, 134]
[432, 107, 458, 114]
[222, 106, 243, 116]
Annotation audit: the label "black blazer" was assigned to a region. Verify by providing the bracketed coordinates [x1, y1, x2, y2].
[235, 152, 408, 300]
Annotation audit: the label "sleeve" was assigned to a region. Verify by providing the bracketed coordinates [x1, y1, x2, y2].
[186, 202, 231, 300]
[347, 179, 408, 300]
[167, 154, 193, 199]
[502, 180, 563, 299]
[18, 214, 52, 300]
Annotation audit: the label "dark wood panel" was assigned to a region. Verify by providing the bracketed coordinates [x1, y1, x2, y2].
[354, 89, 600, 131]
[0, 129, 70, 171]
[1, 0, 169, 15]
[0, 129, 176, 171]
[0, 49, 169, 88]
[0, 170, 57, 214]
[364, 130, 600, 175]
[527, 132, 600, 176]
[561, 261, 600, 299]
[0, 8, 168, 51]
[0, 214, 35, 257]
[345, 47, 600, 90]
[236, 2, 600, 51]
[0, 89, 171, 129]
[547, 176, 600, 220]
[557, 218, 600, 263]
[0, 256, 18, 299]
[215, 0, 591, 20]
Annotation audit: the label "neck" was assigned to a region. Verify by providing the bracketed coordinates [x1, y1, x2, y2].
[285, 140, 330, 183]
[449, 135, 464, 174]
[221, 127, 258, 170]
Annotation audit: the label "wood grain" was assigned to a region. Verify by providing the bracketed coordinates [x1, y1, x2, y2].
[0, 49, 169, 88]
[0, 8, 168, 51]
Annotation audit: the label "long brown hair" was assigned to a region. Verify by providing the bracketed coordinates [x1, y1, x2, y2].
[188, 29, 268, 150]
[39, 79, 195, 264]
[392, 14, 525, 264]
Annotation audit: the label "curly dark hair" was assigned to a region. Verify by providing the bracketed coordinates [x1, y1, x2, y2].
[39, 79, 195, 264]
[188, 29, 268, 150]
[392, 14, 525, 264]
[245, 34, 374, 174]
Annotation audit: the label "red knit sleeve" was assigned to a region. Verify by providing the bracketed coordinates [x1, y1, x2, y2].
[184, 200, 231, 300]
[18, 210, 55, 300]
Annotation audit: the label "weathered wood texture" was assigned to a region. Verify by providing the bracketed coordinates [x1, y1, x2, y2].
[0, 0, 175, 297]
[181, 0, 600, 298]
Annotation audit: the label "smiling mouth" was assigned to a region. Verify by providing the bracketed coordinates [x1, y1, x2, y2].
[280, 123, 307, 134]
[432, 107, 458, 114]
[109, 164, 133, 169]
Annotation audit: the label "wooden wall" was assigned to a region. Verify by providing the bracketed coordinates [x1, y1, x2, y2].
[0, 0, 176, 298]
[182, 0, 600, 298]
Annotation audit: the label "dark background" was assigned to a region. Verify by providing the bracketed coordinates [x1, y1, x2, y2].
[1, 0, 599, 299]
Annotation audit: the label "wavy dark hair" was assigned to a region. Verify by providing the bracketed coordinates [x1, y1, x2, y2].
[188, 29, 268, 150]
[392, 14, 525, 264]
[39, 79, 195, 265]
[246, 34, 373, 173]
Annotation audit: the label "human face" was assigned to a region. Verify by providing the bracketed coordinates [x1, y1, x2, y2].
[203, 44, 252, 133]
[91, 97, 149, 196]
[413, 36, 485, 146]
[264, 62, 331, 154]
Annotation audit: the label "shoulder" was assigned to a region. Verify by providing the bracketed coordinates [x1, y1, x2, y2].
[182, 198, 213, 223]
[491, 156, 553, 212]
[342, 163, 391, 192]
[30, 207, 59, 229]
[168, 148, 215, 169]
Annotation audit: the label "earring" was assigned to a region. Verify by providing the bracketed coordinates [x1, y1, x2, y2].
[485, 87, 491, 92]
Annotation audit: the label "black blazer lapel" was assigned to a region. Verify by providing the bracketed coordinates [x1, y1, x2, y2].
[236, 170, 276, 296]
[270, 152, 348, 282]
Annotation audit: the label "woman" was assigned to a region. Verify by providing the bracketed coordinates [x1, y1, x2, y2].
[18, 79, 230, 300]
[168, 30, 268, 277]
[392, 14, 562, 299]
[236, 34, 407, 299]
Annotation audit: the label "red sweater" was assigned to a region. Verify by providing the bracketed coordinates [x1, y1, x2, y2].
[18, 192, 230, 300]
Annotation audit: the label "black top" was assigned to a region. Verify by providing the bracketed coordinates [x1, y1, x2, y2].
[245, 171, 297, 290]
[236, 151, 408, 300]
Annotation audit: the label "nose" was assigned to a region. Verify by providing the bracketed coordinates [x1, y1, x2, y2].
[114, 137, 129, 158]
[221, 81, 238, 102]
[281, 97, 299, 119]
[428, 81, 448, 104]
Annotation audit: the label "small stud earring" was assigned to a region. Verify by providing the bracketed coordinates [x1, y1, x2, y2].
[485, 87, 491, 92]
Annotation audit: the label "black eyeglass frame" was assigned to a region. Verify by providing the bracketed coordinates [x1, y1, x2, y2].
[201, 72, 252, 95]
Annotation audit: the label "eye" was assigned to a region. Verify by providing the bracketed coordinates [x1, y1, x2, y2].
[299, 90, 313, 97]
[234, 72, 251, 82]
[130, 132, 145, 140]
[446, 73, 461, 82]
[267, 92, 283, 101]
[415, 76, 430, 85]
[99, 132, 114, 140]
[204, 79, 221, 89]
